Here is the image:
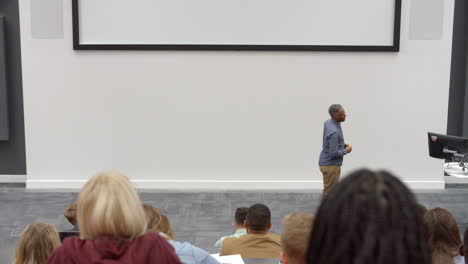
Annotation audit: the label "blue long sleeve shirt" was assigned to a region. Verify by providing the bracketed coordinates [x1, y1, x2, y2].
[319, 119, 347, 166]
[165, 238, 220, 264]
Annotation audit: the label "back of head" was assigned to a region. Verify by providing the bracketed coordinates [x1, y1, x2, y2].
[307, 169, 431, 264]
[464, 229, 468, 264]
[64, 202, 78, 227]
[14, 222, 61, 264]
[281, 212, 314, 264]
[234, 207, 249, 226]
[143, 204, 162, 232]
[143, 204, 175, 240]
[424, 208, 462, 263]
[159, 215, 175, 240]
[418, 204, 428, 219]
[246, 203, 271, 233]
[78, 171, 147, 240]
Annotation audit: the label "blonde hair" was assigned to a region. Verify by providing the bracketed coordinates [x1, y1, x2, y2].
[281, 212, 314, 263]
[78, 171, 147, 240]
[13, 222, 61, 264]
[143, 204, 175, 240]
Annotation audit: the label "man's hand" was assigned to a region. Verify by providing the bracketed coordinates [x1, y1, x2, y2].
[345, 144, 352, 153]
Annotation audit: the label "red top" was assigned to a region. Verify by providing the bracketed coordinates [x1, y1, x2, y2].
[48, 232, 182, 264]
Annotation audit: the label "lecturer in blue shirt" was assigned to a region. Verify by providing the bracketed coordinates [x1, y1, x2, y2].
[319, 104, 352, 197]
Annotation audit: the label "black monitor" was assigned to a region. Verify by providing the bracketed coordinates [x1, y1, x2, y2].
[428, 132, 468, 160]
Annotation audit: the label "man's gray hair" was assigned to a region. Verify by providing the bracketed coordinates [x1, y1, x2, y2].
[328, 104, 343, 118]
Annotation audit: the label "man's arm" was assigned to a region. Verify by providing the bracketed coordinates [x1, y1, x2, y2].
[327, 132, 348, 158]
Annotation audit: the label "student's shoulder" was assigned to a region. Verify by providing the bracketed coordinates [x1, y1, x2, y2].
[183, 242, 215, 262]
[267, 232, 280, 237]
[222, 235, 246, 245]
[48, 237, 83, 263]
[141, 231, 167, 243]
[267, 233, 281, 242]
[222, 236, 238, 243]
[220, 236, 244, 256]
[138, 232, 175, 251]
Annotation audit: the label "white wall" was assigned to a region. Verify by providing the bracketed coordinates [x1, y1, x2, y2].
[19, 0, 454, 189]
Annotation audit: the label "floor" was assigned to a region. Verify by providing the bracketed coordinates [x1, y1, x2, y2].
[445, 175, 468, 188]
[1, 188, 468, 263]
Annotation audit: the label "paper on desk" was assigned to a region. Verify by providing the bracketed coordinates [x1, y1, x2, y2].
[211, 253, 245, 264]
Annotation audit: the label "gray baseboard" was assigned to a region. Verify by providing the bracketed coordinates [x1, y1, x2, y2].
[445, 183, 468, 189]
[0, 174, 25, 183]
[0, 182, 25, 187]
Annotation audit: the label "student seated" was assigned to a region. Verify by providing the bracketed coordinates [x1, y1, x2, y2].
[214, 207, 248, 248]
[418, 204, 428, 218]
[464, 229, 468, 264]
[144, 204, 175, 239]
[220, 203, 281, 258]
[307, 169, 432, 264]
[280, 212, 314, 264]
[13, 222, 61, 264]
[48, 172, 181, 264]
[143, 204, 219, 264]
[424, 208, 464, 264]
[63, 202, 78, 231]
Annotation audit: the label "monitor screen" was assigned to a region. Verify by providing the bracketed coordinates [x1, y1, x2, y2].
[428, 132, 468, 160]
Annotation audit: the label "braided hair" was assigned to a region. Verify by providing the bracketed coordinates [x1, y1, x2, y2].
[307, 169, 431, 264]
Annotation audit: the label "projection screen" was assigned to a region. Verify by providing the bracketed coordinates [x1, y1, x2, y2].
[72, 0, 401, 51]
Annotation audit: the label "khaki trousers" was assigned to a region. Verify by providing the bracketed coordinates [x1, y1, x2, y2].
[320, 165, 341, 197]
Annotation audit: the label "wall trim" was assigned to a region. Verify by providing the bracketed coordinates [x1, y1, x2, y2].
[26, 179, 445, 190]
[0, 174, 26, 183]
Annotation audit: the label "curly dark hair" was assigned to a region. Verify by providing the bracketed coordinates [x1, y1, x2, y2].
[307, 169, 431, 264]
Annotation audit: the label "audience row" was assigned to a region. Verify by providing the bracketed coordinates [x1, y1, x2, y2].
[11, 169, 468, 264]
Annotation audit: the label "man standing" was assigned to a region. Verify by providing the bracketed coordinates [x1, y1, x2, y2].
[319, 104, 352, 197]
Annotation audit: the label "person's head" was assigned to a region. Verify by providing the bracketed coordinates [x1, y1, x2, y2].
[280, 212, 314, 264]
[418, 204, 428, 219]
[233, 207, 249, 229]
[64, 202, 78, 227]
[13, 222, 61, 264]
[143, 204, 162, 231]
[307, 169, 431, 264]
[464, 229, 468, 264]
[424, 208, 462, 264]
[143, 204, 175, 240]
[245, 203, 272, 234]
[328, 104, 346, 122]
[77, 171, 147, 240]
[158, 214, 175, 240]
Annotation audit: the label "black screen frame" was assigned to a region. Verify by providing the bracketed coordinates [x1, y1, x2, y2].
[71, 0, 402, 52]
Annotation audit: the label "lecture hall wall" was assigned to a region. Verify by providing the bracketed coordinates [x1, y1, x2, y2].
[19, 0, 454, 189]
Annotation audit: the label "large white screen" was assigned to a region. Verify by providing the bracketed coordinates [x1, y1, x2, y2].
[78, 0, 396, 46]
